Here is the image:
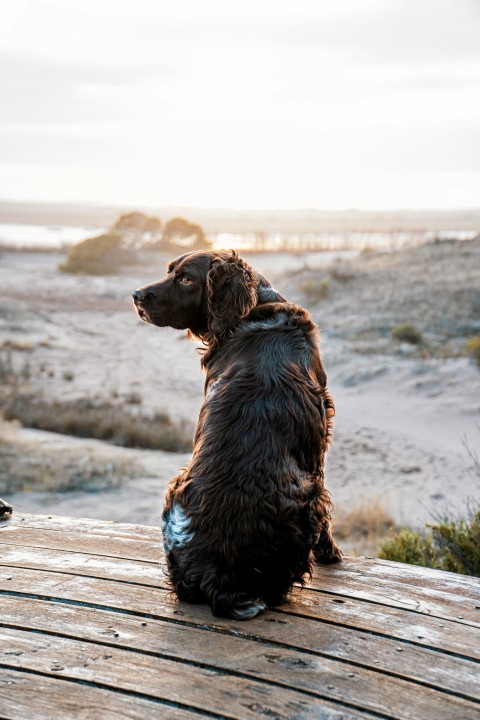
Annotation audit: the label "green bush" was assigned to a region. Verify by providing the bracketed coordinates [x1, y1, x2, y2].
[298, 278, 329, 302]
[379, 509, 480, 576]
[59, 231, 134, 275]
[379, 529, 439, 567]
[465, 337, 480, 367]
[391, 323, 423, 345]
[431, 512, 480, 575]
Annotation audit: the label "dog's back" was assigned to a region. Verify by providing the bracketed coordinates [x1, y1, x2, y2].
[163, 302, 339, 619]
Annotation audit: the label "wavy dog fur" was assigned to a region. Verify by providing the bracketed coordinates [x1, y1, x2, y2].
[132, 250, 341, 619]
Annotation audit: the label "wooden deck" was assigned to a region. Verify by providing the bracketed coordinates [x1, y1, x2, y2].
[0, 514, 479, 720]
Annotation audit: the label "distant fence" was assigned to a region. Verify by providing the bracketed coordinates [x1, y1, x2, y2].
[212, 229, 478, 253]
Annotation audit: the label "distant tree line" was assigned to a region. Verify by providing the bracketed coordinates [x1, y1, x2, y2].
[59, 211, 210, 274]
[112, 211, 210, 252]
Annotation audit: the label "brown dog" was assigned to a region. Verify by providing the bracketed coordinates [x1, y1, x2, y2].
[133, 250, 340, 619]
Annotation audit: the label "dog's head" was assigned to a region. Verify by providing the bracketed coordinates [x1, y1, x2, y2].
[132, 250, 285, 345]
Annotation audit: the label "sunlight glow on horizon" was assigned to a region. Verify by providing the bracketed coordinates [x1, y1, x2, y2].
[1, 0, 479, 211]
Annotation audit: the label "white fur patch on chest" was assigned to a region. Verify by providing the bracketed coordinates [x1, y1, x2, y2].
[162, 504, 194, 553]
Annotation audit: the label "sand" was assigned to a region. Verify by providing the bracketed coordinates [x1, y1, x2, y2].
[1, 240, 479, 531]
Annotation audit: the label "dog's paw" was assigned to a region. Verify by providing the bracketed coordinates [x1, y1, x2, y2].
[314, 539, 342, 564]
[0, 498, 13, 521]
[231, 598, 267, 621]
[212, 589, 267, 620]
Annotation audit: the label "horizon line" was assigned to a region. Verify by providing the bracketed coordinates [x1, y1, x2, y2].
[1, 198, 480, 215]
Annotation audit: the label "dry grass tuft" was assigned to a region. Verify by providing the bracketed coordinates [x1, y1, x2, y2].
[0, 436, 139, 493]
[333, 497, 396, 556]
[298, 277, 330, 302]
[1, 393, 193, 453]
[0, 340, 34, 352]
[391, 323, 423, 345]
[329, 267, 356, 282]
[465, 336, 480, 368]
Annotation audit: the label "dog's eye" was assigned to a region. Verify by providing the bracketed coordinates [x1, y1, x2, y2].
[179, 276, 193, 285]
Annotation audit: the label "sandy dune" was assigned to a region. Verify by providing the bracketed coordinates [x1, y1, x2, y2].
[1, 240, 479, 531]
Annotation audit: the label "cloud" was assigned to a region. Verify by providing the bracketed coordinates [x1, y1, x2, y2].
[0, 51, 173, 123]
[1, 0, 479, 208]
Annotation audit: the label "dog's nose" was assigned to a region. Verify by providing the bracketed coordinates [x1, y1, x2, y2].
[132, 289, 148, 304]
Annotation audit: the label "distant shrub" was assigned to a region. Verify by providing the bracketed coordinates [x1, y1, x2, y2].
[432, 512, 480, 575]
[329, 267, 355, 282]
[391, 323, 423, 345]
[465, 337, 480, 367]
[0, 340, 34, 352]
[125, 391, 142, 405]
[2, 394, 192, 453]
[360, 246, 375, 256]
[20, 360, 31, 380]
[298, 278, 329, 302]
[0, 442, 138, 494]
[334, 498, 395, 542]
[150, 216, 211, 252]
[379, 509, 480, 576]
[113, 211, 162, 247]
[379, 528, 439, 568]
[0, 347, 13, 384]
[59, 231, 135, 275]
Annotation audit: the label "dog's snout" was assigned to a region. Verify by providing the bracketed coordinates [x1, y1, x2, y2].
[132, 289, 144, 304]
[132, 289, 153, 304]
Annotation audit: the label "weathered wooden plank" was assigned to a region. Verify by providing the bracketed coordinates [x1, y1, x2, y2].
[1, 568, 479, 706]
[305, 568, 480, 626]
[1, 595, 479, 712]
[0, 543, 161, 585]
[6, 516, 480, 600]
[3, 517, 479, 621]
[283, 590, 480, 662]
[4, 514, 480, 589]
[1, 514, 480, 720]
[313, 556, 480, 598]
[0, 524, 161, 563]
[2, 544, 479, 662]
[0, 627, 386, 720]
[4, 516, 479, 613]
[0, 669, 209, 720]
[1, 530, 478, 627]
[2, 513, 162, 542]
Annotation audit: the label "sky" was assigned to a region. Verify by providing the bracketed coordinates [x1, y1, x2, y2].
[0, 0, 479, 210]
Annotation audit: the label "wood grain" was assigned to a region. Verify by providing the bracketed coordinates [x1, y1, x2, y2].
[1, 544, 479, 662]
[1, 513, 479, 720]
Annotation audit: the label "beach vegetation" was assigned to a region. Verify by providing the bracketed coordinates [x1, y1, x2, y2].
[150, 216, 211, 252]
[465, 336, 480, 367]
[58, 231, 135, 275]
[1, 392, 192, 453]
[298, 277, 330, 301]
[333, 497, 396, 556]
[391, 323, 423, 344]
[379, 510, 480, 576]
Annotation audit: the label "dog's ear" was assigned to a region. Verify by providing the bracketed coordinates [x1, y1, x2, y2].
[256, 273, 287, 304]
[207, 252, 258, 342]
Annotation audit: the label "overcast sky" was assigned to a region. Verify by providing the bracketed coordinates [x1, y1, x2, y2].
[1, 0, 479, 210]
